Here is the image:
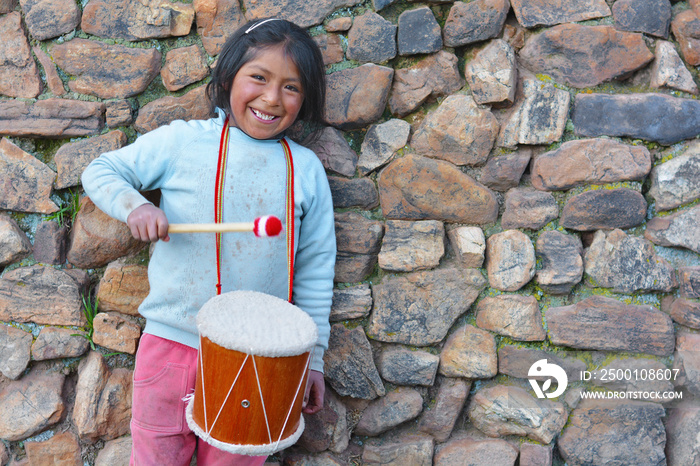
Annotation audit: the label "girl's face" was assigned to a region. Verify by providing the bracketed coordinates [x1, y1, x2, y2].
[229, 45, 304, 140]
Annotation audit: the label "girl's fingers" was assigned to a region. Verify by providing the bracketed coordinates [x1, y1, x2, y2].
[127, 205, 170, 242]
[132, 223, 146, 242]
[302, 372, 325, 414]
[147, 222, 160, 242]
[139, 224, 151, 242]
[157, 216, 170, 242]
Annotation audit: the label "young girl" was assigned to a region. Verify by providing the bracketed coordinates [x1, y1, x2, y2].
[82, 18, 336, 466]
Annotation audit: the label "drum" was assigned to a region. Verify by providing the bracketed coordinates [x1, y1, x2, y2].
[185, 290, 318, 455]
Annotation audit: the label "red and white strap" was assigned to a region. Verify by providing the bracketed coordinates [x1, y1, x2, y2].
[214, 117, 295, 302]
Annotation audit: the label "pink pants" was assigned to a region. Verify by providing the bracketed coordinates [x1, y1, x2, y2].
[130, 333, 268, 466]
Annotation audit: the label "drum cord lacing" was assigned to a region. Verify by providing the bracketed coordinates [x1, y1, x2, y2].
[272, 351, 312, 450]
[197, 343, 250, 440]
[251, 354, 273, 443]
[197, 335, 313, 447]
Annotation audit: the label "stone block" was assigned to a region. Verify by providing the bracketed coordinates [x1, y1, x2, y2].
[303, 127, 358, 178]
[376, 346, 439, 386]
[67, 197, 146, 269]
[397, 6, 442, 56]
[535, 230, 583, 295]
[584, 229, 677, 293]
[519, 24, 652, 88]
[0, 370, 65, 441]
[447, 226, 485, 268]
[323, 325, 385, 400]
[468, 384, 568, 444]
[649, 141, 700, 211]
[485, 230, 536, 292]
[358, 119, 410, 175]
[51, 38, 161, 99]
[354, 387, 423, 436]
[510, 0, 610, 28]
[558, 400, 666, 465]
[531, 138, 651, 191]
[325, 64, 394, 130]
[369, 268, 486, 346]
[0, 12, 41, 98]
[389, 51, 463, 117]
[96, 258, 149, 316]
[465, 39, 517, 106]
[0, 265, 87, 326]
[134, 85, 213, 134]
[545, 295, 675, 356]
[33, 220, 69, 265]
[330, 284, 372, 322]
[498, 79, 569, 148]
[0, 214, 32, 267]
[20, 0, 80, 40]
[0, 138, 58, 214]
[411, 94, 499, 167]
[645, 204, 700, 253]
[560, 188, 647, 231]
[327, 176, 378, 210]
[439, 325, 497, 379]
[378, 220, 445, 272]
[573, 93, 700, 145]
[346, 11, 396, 64]
[379, 153, 498, 224]
[475, 294, 545, 341]
[443, 0, 509, 47]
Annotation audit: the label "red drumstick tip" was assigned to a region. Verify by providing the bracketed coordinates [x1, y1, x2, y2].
[253, 215, 283, 237]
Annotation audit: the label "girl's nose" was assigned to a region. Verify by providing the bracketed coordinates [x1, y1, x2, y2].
[262, 86, 281, 106]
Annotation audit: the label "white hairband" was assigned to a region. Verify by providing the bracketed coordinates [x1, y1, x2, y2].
[245, 18, 283, 34]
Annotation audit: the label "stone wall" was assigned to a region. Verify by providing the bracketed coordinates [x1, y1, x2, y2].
[0, 0, 699, 464]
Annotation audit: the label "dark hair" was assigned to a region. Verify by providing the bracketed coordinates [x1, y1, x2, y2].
[207, 18, 326, 126]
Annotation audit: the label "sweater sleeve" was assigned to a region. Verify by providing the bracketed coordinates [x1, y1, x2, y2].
[81, 124, 180, 223]
[292, 155, 336, 374]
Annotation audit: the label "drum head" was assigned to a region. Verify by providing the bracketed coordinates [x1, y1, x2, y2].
[196, 290, 317, 357]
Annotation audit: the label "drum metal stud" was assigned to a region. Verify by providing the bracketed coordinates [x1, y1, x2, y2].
[241, 400, 250, 408]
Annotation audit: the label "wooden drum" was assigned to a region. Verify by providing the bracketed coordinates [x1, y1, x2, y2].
[185, 290, 317, 456]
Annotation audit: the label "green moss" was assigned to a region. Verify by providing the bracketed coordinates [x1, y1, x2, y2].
[33, 138, 69, 166]
[651, 197, 700, 217]
[135, 75, 172, 108]
[61, 356, 84, 374]
[341, 128, 366, 153]
[376, 1, 423, 23]
[543, 140, 563, 152]
[390, 53, 424, 70]
[654, 142, 688, 165]
[123, 247, 151, 266]
[156, 31, 205, 58]
[430, 4, 452, 29]
[577, 16, 616, 27]
[117, 125, 139, 145]
[326, 59, 361, 74]
[562, 181, 644, 202]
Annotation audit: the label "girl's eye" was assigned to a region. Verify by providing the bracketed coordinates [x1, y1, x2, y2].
[252, 75, 265, 81]
[285, 85, 300, 93]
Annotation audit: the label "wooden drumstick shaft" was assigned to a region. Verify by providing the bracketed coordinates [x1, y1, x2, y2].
[168, 215, 283, 237]
[168, 223, 254, 234]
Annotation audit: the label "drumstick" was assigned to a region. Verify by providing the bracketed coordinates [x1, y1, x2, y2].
[168, 215, 283, 237]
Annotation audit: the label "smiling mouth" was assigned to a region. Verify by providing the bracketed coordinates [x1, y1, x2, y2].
[251, 108, 278, 121]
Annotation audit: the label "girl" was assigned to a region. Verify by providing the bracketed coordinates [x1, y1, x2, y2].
[82, 18, 336, 465]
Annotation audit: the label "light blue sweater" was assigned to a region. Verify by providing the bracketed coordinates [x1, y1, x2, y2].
[81, 114, 336, 372]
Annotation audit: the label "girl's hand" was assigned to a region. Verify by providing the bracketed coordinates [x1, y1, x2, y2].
[302, 370, 325, 414]
[127, 204, 170, 242]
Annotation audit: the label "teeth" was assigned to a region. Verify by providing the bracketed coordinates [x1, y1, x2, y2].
[252, 109, 276, 121]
